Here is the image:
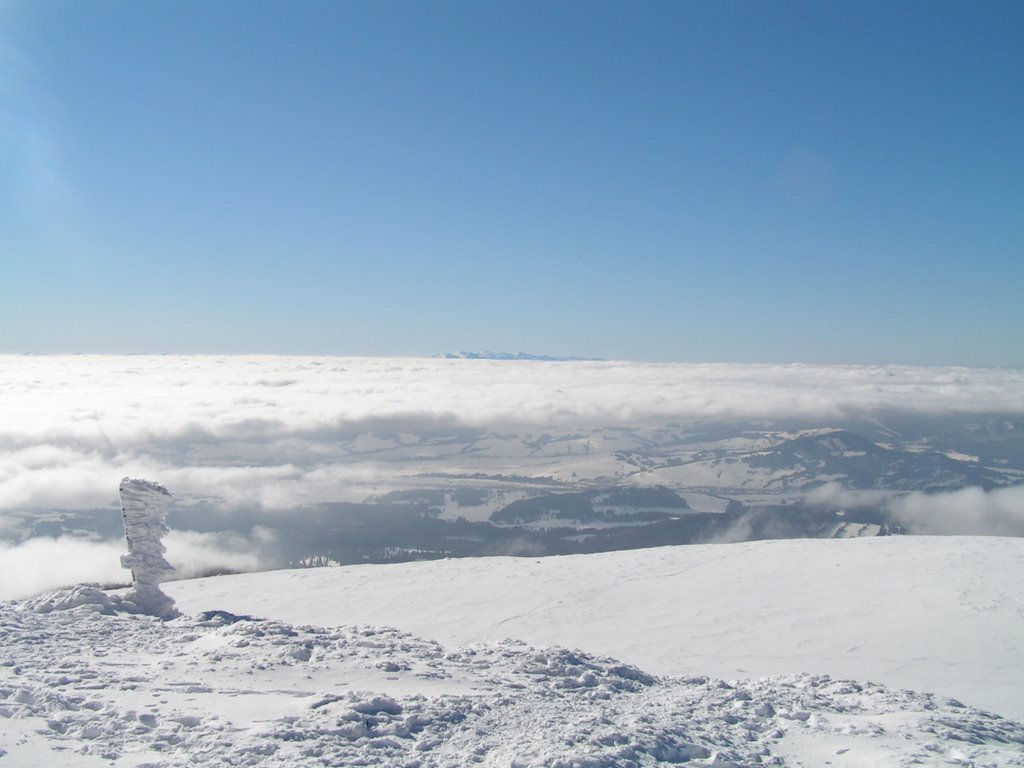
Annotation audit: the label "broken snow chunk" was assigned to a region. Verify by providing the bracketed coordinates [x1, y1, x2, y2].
[334, 720, 370, 740]
[350, 695, 403, 716]
[27, 585, 116, 615]
[198, 609, 258, 626]
[79, 724, 104, 740]
[646, 740, 711, 762]
[778, 709, 811, 721]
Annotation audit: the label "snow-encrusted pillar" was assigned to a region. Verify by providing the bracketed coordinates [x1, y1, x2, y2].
[119, 477, 178, 618]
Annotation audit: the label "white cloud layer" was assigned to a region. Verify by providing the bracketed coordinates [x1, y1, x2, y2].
[1, 355, 1021, 599]
[0, 355, 1021, 514]
[0, 536, 125, 601]
[889, 485, 1024, 536]
[3, 355, 1023, 447]
[0, 529, 274, 601]
[0, 356, 1019, 442]
[805, 482, 897, 509]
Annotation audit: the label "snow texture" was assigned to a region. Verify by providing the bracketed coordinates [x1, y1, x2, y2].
[169, 536, 1024, 722]
[118, 478, 178, 618]
[1, 591, 1022, 767]
[3, 537, 1024, 766]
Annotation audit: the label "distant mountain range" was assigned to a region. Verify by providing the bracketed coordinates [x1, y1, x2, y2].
[436, 351, 604, 361]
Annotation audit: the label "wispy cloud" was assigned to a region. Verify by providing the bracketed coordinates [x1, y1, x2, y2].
[0, 536, 125, 600]
[805, 482, 896, 510]
[889, 485, 1024, 537]
[0, 528, 275, 601]
[805, 481, 1024, 537]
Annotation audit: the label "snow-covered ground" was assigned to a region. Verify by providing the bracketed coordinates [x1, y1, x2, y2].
[167, 536, 1024, 721]
[2, 536, 1023, 766]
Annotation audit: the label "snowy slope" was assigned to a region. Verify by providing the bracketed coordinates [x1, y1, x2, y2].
[168, 536, 1024, 721]
[3, 537, 1023, 767]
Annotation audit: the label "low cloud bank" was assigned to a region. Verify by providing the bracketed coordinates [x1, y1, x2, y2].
[804, 482, 1024, 537]
[1, 355, 1021, 513]
[805, 482, 895, 510]
[889, 485, 1024, 536]
[0, 460, 390, 513]
[0, 528, 274, 602]
[0, 537, 125, 601]
[163, 528, 275, 579]
[2, 356, 1022, 450]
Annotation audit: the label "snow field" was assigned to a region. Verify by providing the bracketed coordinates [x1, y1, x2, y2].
[3, 536, 1024, 766]
[169, 536, 1024, 721]
[2, 585, 1022, 767]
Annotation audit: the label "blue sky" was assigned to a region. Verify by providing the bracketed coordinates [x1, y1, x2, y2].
[1, 0, 1021, 365]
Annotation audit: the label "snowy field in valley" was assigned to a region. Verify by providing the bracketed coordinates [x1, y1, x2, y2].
[3, 536, 1023, 766]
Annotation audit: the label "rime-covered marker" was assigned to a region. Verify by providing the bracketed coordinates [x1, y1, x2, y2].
[119, 477, 178, 617]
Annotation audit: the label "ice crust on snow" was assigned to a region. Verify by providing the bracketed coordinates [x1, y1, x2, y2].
[1, 593, 1022, 767]
[118, 478, 178, 618]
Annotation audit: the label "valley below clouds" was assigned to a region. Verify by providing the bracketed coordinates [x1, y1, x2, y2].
[2, 354, 1023, 599]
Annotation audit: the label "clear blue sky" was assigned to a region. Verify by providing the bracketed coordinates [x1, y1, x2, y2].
[1, 0, 1021, 365]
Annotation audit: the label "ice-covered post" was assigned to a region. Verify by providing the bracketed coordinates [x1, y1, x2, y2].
[119, 477, 178, 618]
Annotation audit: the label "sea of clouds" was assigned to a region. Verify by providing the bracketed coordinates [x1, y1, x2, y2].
[1, 355, 1022, 599]
[3, 354, 1022, 510]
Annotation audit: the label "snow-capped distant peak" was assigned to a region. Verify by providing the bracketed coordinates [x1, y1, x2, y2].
[436, 351, 604, 361]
